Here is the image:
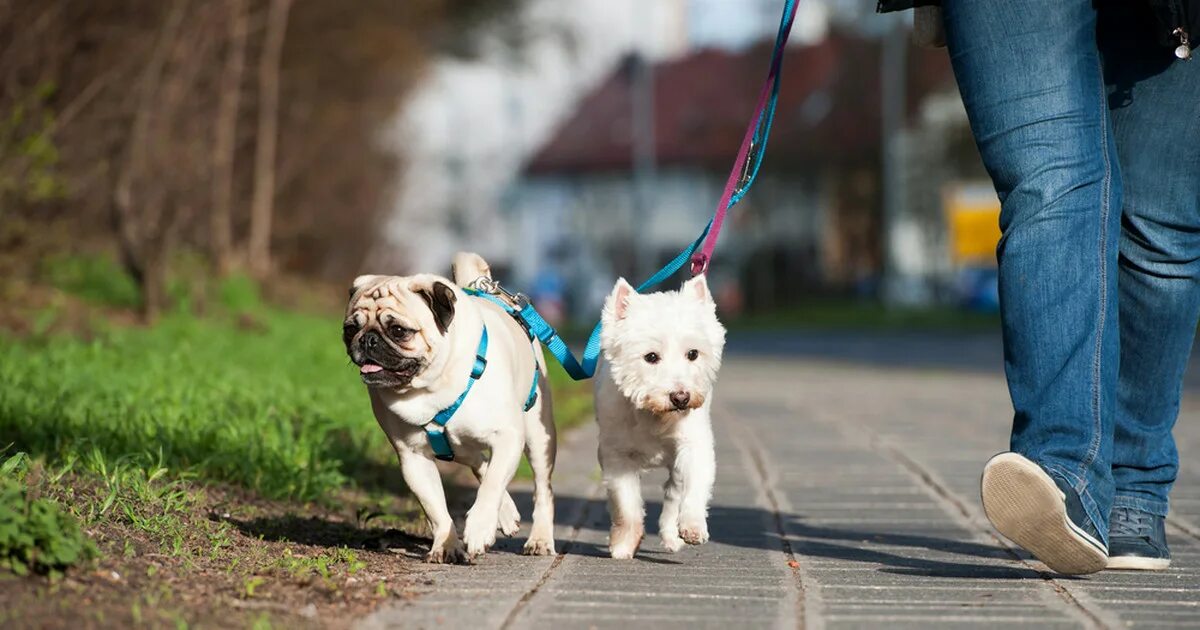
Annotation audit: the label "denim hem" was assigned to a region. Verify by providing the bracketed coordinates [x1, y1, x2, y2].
[1112, 494, 1169, 518]
[1043, 463, 1109, 546]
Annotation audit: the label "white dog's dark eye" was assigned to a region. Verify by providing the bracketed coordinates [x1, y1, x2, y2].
[389, 326, 414, 341]
[686, 349, 699, 361]
[643, 352, 660, 364]
[342, 323, 357, 340]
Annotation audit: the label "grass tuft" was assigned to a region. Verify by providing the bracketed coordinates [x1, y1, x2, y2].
[39, 254, 142, 309]
[0, 455, 98, 577]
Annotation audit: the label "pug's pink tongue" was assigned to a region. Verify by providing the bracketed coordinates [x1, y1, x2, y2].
[360, 364, 384, 374]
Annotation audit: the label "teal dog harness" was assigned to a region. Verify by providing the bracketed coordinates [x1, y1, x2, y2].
[423, 323, 541, 462]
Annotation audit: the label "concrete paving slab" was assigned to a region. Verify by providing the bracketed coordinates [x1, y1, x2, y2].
[360, 352, 1200, 629]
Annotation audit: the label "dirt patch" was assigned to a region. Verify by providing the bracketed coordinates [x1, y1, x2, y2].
[0, 472, 428, 629]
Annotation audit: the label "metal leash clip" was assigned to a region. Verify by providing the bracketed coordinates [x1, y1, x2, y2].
[736, 139, 757, 196]
[468, 276, 530, 310]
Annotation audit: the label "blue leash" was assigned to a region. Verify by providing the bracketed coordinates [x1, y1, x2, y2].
[467, 0, 796, 382]
[463, 224, 708, 381]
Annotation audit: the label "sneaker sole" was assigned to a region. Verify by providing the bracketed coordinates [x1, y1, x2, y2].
[1106, 555, 1171, 571]
[981, 453, 1107, 575]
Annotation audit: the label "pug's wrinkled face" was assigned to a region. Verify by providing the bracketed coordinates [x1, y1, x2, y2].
[343, 274, 457, 390]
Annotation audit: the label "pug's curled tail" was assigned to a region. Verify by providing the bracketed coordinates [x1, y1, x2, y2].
[451, 251, 492, 287]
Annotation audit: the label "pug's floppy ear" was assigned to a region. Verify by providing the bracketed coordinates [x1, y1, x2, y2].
[412, 279, 457, 335]
[350, 274, 385, 298]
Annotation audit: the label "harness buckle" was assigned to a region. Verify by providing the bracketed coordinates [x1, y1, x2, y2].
[471, 355, 487, 379]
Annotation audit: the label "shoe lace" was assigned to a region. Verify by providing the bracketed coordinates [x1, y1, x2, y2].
[1110, 507, 1154, 538]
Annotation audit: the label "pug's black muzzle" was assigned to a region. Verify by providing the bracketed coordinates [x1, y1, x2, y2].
[348, 331, 424, 388]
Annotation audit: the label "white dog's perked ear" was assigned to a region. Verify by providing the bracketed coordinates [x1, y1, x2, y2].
[604, 278, 636, 323]
[682, 274, 714, 305]
[350, 274, 385, 297]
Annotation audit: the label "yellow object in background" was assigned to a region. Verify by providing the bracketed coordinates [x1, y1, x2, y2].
[945, 183, 1002, 264]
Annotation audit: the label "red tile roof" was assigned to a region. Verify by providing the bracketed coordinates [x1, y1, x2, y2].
[526, 29, 954, 174]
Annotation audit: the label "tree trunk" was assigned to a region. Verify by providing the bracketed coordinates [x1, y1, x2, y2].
[247, 0, 293, 278]
[141, 247, 167, 322]
[114, 0, 187, 319]
[210, 0, 248, 276]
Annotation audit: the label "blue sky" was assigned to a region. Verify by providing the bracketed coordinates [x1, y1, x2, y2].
[689, 0, 779, 49]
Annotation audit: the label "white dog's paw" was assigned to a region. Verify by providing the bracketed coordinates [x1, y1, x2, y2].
[463, 516, 498, 558]
[609, 523, 644, 559]
[497, 500, 521, 537]
[427, 537, 468, 564]
[523, 535, 556, 556]
[610, 546, 637, 560]
[678, 519, 709, 546]
[661, 530, 686, 553]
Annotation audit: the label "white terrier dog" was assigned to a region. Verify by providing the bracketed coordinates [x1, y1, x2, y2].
[594, 275, 726, 559]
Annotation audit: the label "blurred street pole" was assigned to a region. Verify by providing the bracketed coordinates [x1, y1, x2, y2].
[880, 13, 908, 306]
[631, 52, 657, 280]
[503, 51, 532, 285]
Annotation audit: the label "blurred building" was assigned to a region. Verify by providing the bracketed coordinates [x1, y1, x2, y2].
[376, 0, 693, 275]
[505, 29, 973, 319]
[375, 0, 876, 277]
[378, 0, 999, 319]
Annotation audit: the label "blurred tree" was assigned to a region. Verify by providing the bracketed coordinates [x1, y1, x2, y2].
[0, 0, 526, 317]
[113, 0, 212, 321]
[210, 0, 248, 276]
[247, 0, 292, 279]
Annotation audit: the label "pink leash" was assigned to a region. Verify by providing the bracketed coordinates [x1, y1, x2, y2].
[690, 0, 798, 275]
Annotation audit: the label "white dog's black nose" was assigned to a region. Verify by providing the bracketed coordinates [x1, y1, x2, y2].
[669, 391, 691, 410]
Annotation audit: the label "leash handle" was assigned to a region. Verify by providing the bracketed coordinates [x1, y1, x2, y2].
[691, 0, 798, 275]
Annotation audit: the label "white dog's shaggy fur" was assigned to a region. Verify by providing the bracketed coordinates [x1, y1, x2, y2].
[594, 275, 727, 559]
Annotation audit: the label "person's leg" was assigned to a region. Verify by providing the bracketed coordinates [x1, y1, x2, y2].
[942, 0, 1121, 574]
[1099, 2, 1200, 568]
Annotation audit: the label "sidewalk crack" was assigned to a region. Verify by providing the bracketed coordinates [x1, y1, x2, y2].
[726, 409, 817, 630]
[499, 479, 603, 629]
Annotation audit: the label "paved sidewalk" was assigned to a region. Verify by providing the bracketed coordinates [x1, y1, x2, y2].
[359, 353, 1200, 630]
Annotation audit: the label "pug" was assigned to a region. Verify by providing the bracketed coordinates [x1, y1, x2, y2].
[344, 254, 556, 563]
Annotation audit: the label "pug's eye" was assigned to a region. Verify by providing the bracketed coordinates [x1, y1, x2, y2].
[342, 323, 358, 341]
[643, 352, 660, 364]
[389, 325, 414, 342]
[686, 349, 699, 361]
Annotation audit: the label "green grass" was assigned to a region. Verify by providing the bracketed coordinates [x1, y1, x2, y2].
[39, 254, 142, 309]
[1, 448, 191, 575]
[542, 353, 593, 432]
[0, 307, 594, 502]
[0, 311, 381, 501]
[0, 456, 98, 577]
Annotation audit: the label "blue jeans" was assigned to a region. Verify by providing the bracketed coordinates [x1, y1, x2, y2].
[943, 0, 1200, 543]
